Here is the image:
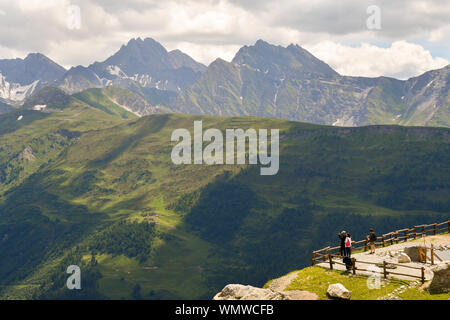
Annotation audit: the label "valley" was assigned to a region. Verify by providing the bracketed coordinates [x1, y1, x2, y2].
[0, 99, 448, 299]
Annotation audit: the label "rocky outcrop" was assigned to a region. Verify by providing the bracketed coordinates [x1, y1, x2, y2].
[327, 283, 352, 300]
[19, 146, 35, 162]
[429, 263, 450, 294]
[213, 284, 288, 300]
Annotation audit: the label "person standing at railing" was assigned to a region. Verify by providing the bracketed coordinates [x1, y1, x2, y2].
[368, 228, 377, 254]
[344, 233, 352, 257]
[338, 231, 346, 256]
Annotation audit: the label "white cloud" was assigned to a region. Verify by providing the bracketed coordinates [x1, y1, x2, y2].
[429, 25, 450, 43]
[305, 40, 449, 79]
[0, 45, 27, 60]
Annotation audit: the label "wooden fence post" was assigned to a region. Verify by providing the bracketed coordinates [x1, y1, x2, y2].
[364, 239, 367, 252]
[404, 230, 407, 242]
[421, 267, 425, 284]
[395, 232, 399, 244]
[433, 223, 437, 235]
[352, 258, 356, 275]
[383, 261, 387, 279]
[382, 235, 385, 247]
[390, 233, 393, 245]
[448, 221, 450, 233]
[324, 248, 328, 262]
[413, 227, 417, 240]
[312, 251, 316, 266]
[431, 245, 434, 265]
[422, 226, 425, 237]
[329, 255, 333, 270]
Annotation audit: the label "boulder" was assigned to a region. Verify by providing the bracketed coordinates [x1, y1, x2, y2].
[404, 247, 421, 262]
[213, 284, 288, 300]
[327, 283, 352, 300]
[428, 263, 450, 294]
[397, 253, 412, 263]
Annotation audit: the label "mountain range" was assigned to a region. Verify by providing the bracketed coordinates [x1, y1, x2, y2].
[0, 37, 449, 299]
[0, 37, 448, 127]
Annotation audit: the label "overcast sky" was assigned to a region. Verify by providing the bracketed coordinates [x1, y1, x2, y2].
[0, 0, 449, 79]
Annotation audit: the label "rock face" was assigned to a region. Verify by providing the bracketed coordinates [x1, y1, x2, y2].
[174, 40, 450, 127]
[327, 283, 352, 300]
[429, 263, 450, 294]
[0, 53, 66, 104]
[397, 252, 412, 263]
[213, 284, 288, 300]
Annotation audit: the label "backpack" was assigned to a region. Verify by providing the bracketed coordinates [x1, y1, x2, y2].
[343, 256, 352, 268]
[345, 237, 351, 247]
[370, 233, 377, 242]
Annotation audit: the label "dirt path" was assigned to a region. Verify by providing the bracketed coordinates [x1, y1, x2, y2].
[268, 271, 300, 292]
[268, 271, 319, 300]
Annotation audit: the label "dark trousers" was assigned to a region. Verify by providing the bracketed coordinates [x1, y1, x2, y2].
[344, 247, 351, 257]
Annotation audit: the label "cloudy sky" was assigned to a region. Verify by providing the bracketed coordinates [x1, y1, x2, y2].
[0, 0, 449, 79]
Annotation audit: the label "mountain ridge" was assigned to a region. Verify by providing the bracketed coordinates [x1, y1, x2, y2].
[175, 40, 450, 127]
[0, 38, 448, 127]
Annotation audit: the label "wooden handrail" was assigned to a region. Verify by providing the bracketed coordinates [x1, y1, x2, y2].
[311, 219, 449, 266]
[323, 255, 426, 282]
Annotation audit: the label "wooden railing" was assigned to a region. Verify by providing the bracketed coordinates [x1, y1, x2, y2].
[325, 253, 427, 283]
[312, 220, 449, 266]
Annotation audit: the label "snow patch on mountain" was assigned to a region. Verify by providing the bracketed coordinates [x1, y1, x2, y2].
[0, 73, 39, 102]
[106, 65, 127, 78]
[33, 105, 47, 111]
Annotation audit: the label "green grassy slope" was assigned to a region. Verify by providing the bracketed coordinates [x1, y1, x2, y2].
[267, 266, 449, 300]
[0, 109, 448, 300]
[73, 88, 138, 119]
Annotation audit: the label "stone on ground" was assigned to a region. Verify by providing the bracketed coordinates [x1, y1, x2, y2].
[327, 283, 352, 300]
[428, 263, 450, 294]
[403, 247, 421, 262]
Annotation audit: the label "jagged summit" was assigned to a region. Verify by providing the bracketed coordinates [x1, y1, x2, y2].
[232, 39, 338, 77]
[0, 52, 66, 103]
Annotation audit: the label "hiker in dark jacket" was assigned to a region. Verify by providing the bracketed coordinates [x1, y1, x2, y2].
[344, 233, 352, 257]
[368, 228, 377, 254]
[338, 231, 346, 256]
